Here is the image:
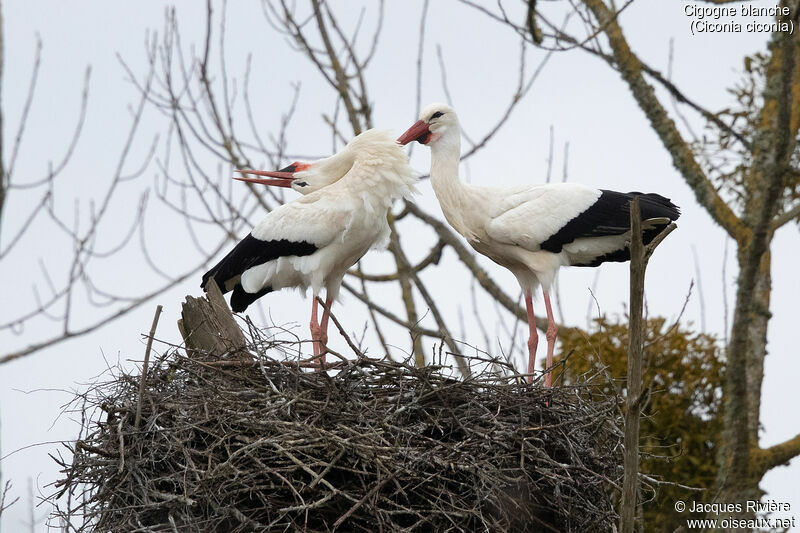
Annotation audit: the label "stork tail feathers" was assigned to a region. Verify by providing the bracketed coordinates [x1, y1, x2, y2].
[231, 284, 273, 313]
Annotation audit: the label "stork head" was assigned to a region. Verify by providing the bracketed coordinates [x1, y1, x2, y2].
[236, 153, 360, 194]
[237, 130, 416, 198]
[235, 134, 392, 194]
[234, 161, 317, 192]
[397, 103, 457, 146]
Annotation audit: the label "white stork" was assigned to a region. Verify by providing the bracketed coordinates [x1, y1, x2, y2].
[398, 103, 680, 386]
[203, 129, 417, 364]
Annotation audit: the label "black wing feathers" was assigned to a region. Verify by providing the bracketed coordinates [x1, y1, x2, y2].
[201, 233, 317, 296]
[540, 190, 680, 253]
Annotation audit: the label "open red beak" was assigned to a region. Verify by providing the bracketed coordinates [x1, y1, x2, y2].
[235, 169, 293, 188]
[397, 120, 431, 145]
[234, 163, 308, 188]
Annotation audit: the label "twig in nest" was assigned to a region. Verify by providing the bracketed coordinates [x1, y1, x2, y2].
[135, 304, 163, 430]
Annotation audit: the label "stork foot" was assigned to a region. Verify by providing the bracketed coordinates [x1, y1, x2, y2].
[310, 322, 328, 369]
[526, 337, 538, 385]
[544, 323, 557, 388]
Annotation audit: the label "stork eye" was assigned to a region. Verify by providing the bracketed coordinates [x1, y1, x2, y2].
[430, 111, 444, 119]
[295, 181, 308, 187]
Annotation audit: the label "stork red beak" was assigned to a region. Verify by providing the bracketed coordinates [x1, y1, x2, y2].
[397, 120, 431, 145]
[234, 163, 309, 188]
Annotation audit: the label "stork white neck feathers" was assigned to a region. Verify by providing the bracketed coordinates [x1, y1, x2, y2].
[329, 130, 418, 205]
[406, 104, 479, 239]
[296, 129, 414, 201]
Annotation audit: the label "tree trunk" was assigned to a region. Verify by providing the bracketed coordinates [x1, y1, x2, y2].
[714, 249, 773, 518]
[745, 252, 771, 441]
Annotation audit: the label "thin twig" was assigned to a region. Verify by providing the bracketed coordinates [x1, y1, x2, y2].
[135, 305, 163, 430]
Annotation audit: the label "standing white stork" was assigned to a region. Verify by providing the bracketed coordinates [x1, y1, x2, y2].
[202, 129, 417, 364]
[398, 103, 680, 386]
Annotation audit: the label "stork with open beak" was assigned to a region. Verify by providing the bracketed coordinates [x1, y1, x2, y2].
[235, 148, 358, 194]
[203, 129, 417, 365]
[399, 104, 680, 386]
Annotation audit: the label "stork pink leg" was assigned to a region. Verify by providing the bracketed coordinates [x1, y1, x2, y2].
[524, 291, 539, 385]
[309, 298, 322, 365]
[542, 290, 559, 388]
[317, 296, 333, 367]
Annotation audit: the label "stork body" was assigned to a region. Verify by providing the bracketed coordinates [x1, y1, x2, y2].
[399, 104, 679, 386]
[203, 130, 416, 363]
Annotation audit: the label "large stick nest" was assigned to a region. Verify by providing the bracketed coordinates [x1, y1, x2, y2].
[54, 334, 623, 532]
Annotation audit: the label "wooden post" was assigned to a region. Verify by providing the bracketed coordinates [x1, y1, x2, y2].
[620, 197, 644, 533]
[619, 197, 677, 533]
[178, 279, 250, 360]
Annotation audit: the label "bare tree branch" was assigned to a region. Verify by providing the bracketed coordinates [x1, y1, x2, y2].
[771, 200, 800, 229]
[755, 431, 800, 475]
[583, 0, 746, 241]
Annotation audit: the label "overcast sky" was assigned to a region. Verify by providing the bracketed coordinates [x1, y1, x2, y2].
[1, 1, 798, 530]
